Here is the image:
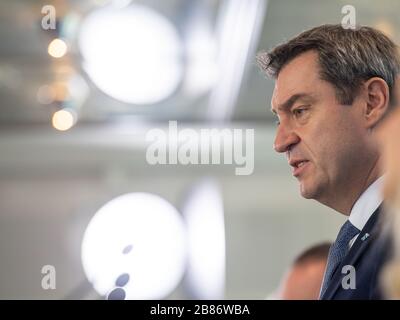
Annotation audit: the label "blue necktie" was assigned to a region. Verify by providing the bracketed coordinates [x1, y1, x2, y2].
[319, 220, 360, 298]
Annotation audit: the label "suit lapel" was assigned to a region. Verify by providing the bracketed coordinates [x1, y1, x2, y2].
[321, 206, 381, 300]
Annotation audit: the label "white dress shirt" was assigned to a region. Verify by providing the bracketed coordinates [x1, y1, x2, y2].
[348, 175, 384, 248]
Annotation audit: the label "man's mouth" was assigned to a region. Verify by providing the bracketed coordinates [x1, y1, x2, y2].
[289, 160, 310, 177]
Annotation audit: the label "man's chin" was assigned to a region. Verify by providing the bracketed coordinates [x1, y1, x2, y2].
[299, 182, 316, 199]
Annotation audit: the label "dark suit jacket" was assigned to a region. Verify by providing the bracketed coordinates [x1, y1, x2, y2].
[320, 205, 392, 300]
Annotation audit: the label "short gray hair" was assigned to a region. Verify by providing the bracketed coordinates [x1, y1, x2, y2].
[257, 24, 400, 106]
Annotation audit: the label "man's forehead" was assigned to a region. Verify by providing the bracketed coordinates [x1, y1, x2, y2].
[272, 51, 321, 97]
[271, 85, 283, 113]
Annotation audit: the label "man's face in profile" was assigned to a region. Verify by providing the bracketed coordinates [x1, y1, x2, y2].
[271, 50, 368, 206]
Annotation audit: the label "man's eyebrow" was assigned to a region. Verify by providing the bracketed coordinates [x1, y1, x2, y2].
[271, 93, 314, 114]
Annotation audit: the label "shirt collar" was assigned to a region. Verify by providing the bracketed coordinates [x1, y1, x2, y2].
[348, 175, 384, 231]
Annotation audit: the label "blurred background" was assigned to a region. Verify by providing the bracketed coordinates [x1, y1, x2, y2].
[0, 0, 398, 299]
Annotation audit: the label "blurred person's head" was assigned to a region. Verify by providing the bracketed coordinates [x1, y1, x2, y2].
[278, 242, 331, 300]
[257, 24, 400, 214]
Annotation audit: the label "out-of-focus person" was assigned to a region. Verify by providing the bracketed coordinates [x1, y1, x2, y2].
[378, 81, 400, 299]
[275, 242, 331, 300]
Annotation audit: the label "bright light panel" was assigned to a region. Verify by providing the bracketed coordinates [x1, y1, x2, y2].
[81, 193, 186, 299]
[182, 179, 225, 299]
[78, 5, 183, 104]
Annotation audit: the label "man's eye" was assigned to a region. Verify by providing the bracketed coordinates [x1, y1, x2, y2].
[293, 108, 307, 117]
[275, 119, 280, 126]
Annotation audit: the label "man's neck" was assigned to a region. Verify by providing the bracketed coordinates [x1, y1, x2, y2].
[321, 155, 382, 215]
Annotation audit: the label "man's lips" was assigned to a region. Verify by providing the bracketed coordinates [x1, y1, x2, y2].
[289, 160, 310, 177]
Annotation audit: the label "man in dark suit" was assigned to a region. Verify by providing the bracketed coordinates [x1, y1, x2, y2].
[257, 24, 400, 299]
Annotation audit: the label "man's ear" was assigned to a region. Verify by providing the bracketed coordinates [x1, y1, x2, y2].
[362, 77, 390, 129]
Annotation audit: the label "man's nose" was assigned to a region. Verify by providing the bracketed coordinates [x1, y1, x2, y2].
[273, 124, 300, 153]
